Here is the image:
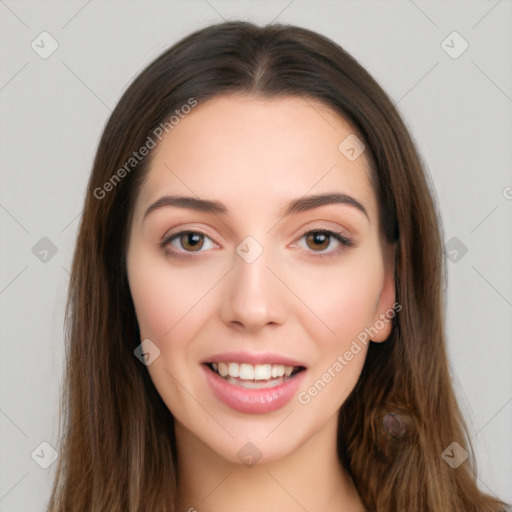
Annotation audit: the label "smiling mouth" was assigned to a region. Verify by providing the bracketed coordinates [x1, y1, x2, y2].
[205, 362, 306, 389]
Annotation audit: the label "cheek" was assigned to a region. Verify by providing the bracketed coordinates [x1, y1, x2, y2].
[126, 253, 218, 413]
[128, 265, 179, 340]
[127, 251, 224, 341]
[290, 251, 384, 348]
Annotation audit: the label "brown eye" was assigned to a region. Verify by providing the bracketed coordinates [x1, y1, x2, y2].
[298, 230, 353, 257]
[179, 232, 205, 251]
[305, 231, 331, 251]
[161, 230, 216, 258]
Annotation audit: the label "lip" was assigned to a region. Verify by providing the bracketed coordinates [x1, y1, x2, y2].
[202, 363, 307, 414]
[202, 351, 307, 367]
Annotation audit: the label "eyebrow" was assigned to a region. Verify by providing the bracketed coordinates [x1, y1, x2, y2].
[143, 192, 368, 221]
[284, 193, 368, 220]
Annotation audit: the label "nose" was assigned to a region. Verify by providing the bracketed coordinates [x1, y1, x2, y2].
[219, 242, 288, 333]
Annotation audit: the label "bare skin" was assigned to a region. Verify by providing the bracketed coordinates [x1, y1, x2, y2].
[126, 95, 395, 511]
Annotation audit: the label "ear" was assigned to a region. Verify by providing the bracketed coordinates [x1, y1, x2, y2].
[371, 242, 397, 343]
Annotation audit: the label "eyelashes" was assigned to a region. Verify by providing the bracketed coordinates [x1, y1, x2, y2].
[162, 231, 216, 255]
[160, 229, 354, 261]
[298, 230, 354, 253]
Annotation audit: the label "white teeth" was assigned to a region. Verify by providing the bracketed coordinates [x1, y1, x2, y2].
[254, 364, 271, 380]
[211, 362, 297, 381]
[228, 362, 239, 378]
[271, 364, 285, 378]
[218, 362, 229, 377]
[226, 376, 284, 389]
[239, 363, 254, 380]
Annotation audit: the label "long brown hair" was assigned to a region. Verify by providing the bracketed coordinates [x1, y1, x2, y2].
[48, 21, 506, 512]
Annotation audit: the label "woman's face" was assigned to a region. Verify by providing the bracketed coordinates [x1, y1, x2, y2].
[126, 94, 395, 465]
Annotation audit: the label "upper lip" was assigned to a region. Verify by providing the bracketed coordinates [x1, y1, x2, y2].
[203, 351, 307, 368]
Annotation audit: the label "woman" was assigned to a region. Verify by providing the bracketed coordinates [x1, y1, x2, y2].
[48, 21, 507, 511]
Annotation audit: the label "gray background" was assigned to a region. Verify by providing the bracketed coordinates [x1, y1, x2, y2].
[1, 0, 511, 510]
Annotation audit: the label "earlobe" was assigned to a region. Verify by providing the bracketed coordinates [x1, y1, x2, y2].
[371, 242, 397, 343]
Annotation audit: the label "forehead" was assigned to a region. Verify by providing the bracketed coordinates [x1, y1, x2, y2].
[136, 94, 377, 222]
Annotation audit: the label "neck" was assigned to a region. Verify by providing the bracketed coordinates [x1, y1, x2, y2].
[174, 414, 365, 512]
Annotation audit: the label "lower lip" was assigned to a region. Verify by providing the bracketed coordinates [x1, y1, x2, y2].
[202, 365, 307, 414]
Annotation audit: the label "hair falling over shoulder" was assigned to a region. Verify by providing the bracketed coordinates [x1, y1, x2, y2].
[47, 20, 508, 512]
